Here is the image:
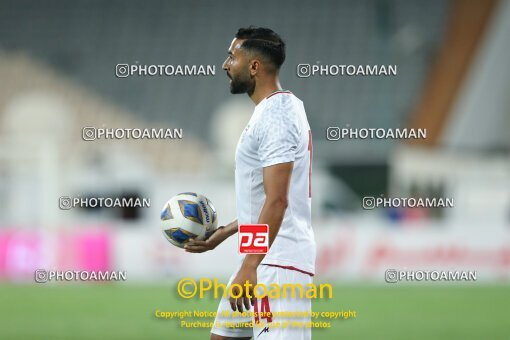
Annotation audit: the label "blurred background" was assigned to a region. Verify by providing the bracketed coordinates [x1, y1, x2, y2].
[0, 0, 509, 339]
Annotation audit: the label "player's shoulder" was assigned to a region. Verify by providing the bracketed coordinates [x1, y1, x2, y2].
[264, 90, 301, 105]
[254, 91, 303, 136]
[259, 90, 302, 117]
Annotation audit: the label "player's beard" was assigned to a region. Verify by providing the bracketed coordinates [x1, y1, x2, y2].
[229, 72, 255, 96]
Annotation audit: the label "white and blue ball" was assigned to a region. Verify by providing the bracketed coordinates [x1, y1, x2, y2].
[160, 192, 218, 248]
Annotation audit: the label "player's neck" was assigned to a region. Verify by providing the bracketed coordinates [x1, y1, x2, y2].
[249, 79, 282, 105]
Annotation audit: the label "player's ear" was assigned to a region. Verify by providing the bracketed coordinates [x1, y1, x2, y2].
[249, 59, 260, 76]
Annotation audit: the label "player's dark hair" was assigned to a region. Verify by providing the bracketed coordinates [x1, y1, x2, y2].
[235, 26, 286, 70]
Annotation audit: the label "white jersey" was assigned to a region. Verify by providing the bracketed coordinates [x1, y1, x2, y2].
[235, 90, 316, 275]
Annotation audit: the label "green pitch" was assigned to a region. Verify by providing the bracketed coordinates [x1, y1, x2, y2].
[0, 283, 508, 339]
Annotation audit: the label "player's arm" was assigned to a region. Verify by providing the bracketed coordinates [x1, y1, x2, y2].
[184, 219, 238, 253]
[243, 161, 293, 268]
[229, 161, 293, 312]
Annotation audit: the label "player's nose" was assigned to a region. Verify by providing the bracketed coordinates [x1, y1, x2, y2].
[222, 59, 229, 71]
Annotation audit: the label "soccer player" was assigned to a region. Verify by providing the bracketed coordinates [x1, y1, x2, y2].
[185, 26, 316, 340]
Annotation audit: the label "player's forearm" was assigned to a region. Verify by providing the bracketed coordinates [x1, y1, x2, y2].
[242, 197, 287, 269]
[223, 219, 239, 237]
[208, 219, 238, 246]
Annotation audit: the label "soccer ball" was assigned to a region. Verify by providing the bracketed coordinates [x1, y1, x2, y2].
[160, 192, 218, 248]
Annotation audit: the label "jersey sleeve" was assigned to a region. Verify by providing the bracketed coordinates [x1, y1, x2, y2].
[256, 100, 300, 168]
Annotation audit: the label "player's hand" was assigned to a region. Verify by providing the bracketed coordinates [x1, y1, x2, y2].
[229, 266, 257, 312]
[184, 227, 224, 253]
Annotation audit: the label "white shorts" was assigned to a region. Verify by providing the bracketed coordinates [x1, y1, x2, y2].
[211, 264, 313, 340]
